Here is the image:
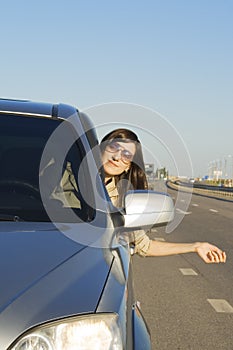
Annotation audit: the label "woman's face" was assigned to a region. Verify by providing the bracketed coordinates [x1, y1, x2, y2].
[102, 140, 136, 177]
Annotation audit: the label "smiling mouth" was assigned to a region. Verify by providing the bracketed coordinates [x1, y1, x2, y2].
[108, 160, 119, 167]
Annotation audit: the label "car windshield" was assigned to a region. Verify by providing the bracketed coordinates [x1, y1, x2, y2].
[0, 114, 95, 222]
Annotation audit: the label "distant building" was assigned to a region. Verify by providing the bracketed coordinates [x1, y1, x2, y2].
[145, 163, 155, 189]
[145, 163, 154, 176]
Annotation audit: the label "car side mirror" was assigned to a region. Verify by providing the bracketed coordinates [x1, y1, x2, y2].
[123, 190, 174, 229]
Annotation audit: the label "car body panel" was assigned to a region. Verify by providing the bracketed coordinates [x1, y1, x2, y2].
[0, 224, 112, 348]
[0, 98, 152, 349]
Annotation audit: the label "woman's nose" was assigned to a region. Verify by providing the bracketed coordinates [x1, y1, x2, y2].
[112, 151, 121, 161]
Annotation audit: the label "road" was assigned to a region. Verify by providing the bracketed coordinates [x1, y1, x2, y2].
[132, 187, 233, 349]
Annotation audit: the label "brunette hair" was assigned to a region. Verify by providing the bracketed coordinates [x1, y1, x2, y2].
[101, 128, 148, 206]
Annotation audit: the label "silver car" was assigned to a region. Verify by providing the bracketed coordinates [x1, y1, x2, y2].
[0, 98, 174, 350]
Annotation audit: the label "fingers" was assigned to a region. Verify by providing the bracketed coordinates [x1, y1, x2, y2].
[196, 242, 227, 264]
[206, 250, 226, 263]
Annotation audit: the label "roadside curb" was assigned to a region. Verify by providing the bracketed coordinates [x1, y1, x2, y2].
[167, 181, 233, 203]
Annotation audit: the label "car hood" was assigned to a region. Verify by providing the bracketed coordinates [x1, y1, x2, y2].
[0, 222, 113, 348]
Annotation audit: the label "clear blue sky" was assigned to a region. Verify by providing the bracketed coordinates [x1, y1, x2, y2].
[1, 0, 233, 178]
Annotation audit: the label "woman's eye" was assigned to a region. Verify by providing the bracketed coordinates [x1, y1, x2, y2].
[122, 151, 133, 160]
[108, 142, 119, 151]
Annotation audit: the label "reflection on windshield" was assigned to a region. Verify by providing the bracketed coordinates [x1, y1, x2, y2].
[0, 114, 94, 222]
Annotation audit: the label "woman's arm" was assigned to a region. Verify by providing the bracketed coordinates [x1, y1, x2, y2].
[146, 240, 226, 263]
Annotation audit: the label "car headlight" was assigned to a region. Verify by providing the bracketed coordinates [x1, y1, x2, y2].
[10, 313, 123, 350]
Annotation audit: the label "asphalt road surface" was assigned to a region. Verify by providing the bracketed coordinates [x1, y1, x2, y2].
[132, 187, 233, 349]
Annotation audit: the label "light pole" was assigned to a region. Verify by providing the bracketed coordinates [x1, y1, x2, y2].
[228, 155, 233, 185]
[224, 157, 227, 179]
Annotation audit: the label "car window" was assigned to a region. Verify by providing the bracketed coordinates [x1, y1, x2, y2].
[0, 114, 95, 222]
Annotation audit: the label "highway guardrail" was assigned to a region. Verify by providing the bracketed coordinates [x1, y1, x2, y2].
[167, 180, 233, 202]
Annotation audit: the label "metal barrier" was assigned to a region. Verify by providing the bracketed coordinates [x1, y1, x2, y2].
[167, 180, 233, 201]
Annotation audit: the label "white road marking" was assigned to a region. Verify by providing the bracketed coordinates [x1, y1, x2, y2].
[207, 299, 233, 313]
[150, 228, 158, 233]
[209, 209, 218, 213]
[176, 208, 192, 215]
[179, 268, 198, 276]
[153, 237, 165, 242]
[192, 203, 199, 207]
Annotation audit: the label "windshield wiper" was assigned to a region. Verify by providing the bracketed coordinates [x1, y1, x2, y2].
[0, 214, 23, 222]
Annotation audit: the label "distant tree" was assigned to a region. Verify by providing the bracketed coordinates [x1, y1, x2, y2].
[156, 167, 168, 179]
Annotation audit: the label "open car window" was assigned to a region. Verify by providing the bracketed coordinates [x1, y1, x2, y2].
[0, 114, 95, 222]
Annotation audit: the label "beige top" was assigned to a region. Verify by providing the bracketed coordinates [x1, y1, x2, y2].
[105, 177, 119, 207]
[105, 177, 151, 257]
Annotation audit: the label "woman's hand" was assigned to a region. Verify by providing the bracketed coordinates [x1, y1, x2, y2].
[146, 240, 227, 263]
[194, 242, 226, 263]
